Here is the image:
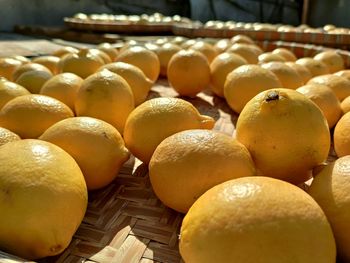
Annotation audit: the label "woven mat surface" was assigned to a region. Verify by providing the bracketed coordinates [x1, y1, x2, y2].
[0, 80, 236, 263]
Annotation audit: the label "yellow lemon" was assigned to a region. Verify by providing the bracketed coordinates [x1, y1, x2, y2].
[0, 139, 87, 259]
[40, 72, 83, 112]
[180, 176, 336, 263]
[309, 156, 350, 261]
[0, 94, 73, 138]
[0, 127, 20, 146]
[0, 78, 30, 109]
[74, 69, 134, 134]
[99, 62, 152, 106]
[123, 97, 214, 164]
[40, 117, 130, 190]
[236, 88, 330, 184]
[149, 129, 255, 213]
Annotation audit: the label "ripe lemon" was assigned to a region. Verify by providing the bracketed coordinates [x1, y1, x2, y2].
[75, 69, 134, 134]
[0, 139, 87, 259]
[230, 34, 255, 44]
[97, 43, 119, 61]
[32, 56, 61, 75]
[236, 89, 330, 184]
[296, 57, 329, 77]
[341, 95, 350, 114]
[10, 55, 30, 64]
[334, 112, 350, 157]
[13, 63, 51, 81]
[213, 39, 231, 53]
[297, 84, 341, 128]
[334, 69, 350, 81]
[0, 94, 73, 138]
[258, 52, 286, 63]
[307, 74, 350, 101]
[0, 127, 20, 146]
[261, 62, 303, 89]
[89, 48, 112, 64]
[60, 48, 104, 79]
[314, 50, 344, 73]
[285, 62, 313, 84]
[0, 58, 23, 81]
[149, 129, 255, 213]
[210, 52, 247, 97]
[116, 46, 160, 82]
[123, 97, 214, 164]
[51, 46, 79, 57]
[40, 72, 83, 112]
[167, 49, 210, 97]
[309, 156, 350, 261]
[154, 43, 181, 77]
[272, 48, 297, 61]
[15, 70, 53, 94]
[224, 65, 282, 113]
[99, 62, 152, 106]
[40, 117, 130, 190]
[0, 78, 30, 109]
[188, 41, 218, 63]
[227, 43, 259, 64]
[180, 176, 336, 263]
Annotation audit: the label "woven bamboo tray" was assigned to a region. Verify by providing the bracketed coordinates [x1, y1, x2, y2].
[64, 18, 173, 34]
[172, 25, 350, 48]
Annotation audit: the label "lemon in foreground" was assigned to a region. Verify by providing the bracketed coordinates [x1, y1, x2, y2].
[0, 139, 87, 259]
[0, 127, 20, 146]
[40, 117, 130, 190]
[334, 112, 350, 157]
[123, 97, 214, 164]
[309, 156, 350, 261]
[149, 129, 255, 213]
[179, 176, 336, 263]
[236, 88, 330, 184]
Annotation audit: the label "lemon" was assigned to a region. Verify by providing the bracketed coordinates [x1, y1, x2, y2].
[296, 58, 329, 77]
[60, 48, 105, 79]
[261, 61, 303, 89]
[309, 156, 350, 261]
[99, 62, 152, 106]
[40, 117, 130, 190]
[0, 78, 30, 109]
[297, 84, 341, 128]
[210, 52, 247, 97]
[334, 112, 350, 157]
[236, 88, 330, 184]
[75, 69, 134, 134]
[149, 129, 255, 213]
[40, 72, 83, 112]
[0, 127, 20, 146]
[116, 46, 160, 82]
[180, 176, 336, 263]
[32, 56, 61, 75]
[307, 74, 350, 101]
[314, 50, 344, 73]
[0, 58, 23, 81]
[224, 64, 282, 113]
[272, 48, 297, 61]
[123, 97, 214, 164]
[167, 49, 210, 97]
[0, 139, 87, 259]
[0, 94, 73, 138]
[15, 70, 53, 94]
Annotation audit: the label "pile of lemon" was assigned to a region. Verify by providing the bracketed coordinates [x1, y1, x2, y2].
[0, 35, 350, 263]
